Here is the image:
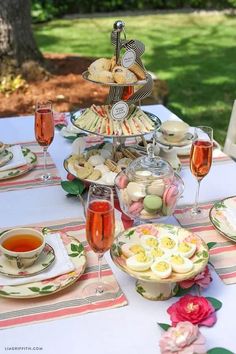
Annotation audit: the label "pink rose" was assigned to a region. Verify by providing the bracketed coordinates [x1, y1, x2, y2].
[179, 266, 212, 290]
[167, 295, 216, 327]
[159, 321, 206, 354]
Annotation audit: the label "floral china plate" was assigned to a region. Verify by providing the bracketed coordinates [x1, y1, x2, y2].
[209, 197, 236, 241]
[0, 150, 13, 167]
[0, 148, 37, 181]
[111, 223, 209, 283]
[111, 224, 209, 300]
[0, 244, 55, 278]
[0, 233, 86, 298]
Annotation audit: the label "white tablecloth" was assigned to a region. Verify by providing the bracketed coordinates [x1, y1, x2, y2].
[0, 105, 236, 354]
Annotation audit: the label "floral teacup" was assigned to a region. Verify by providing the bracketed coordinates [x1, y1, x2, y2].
[0, 228, 45, 269]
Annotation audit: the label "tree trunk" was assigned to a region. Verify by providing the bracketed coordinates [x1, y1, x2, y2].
[0, 0, 43, 75]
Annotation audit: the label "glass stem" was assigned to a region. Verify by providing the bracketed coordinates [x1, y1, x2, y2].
[193, 179, 201, 214]
[96, 254, 104, 294]
[43, 147, 48, 177]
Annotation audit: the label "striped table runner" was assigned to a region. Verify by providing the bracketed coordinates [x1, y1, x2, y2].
[0, 218, 127, 329]
[0, 141, 61, 192]
[174, 202, 236, 285]
[179, 148, 232, 168]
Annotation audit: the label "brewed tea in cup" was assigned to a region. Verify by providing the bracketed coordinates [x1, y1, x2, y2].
[0, 228, 45, 269]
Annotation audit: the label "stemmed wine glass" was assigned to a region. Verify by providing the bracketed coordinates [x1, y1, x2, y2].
[34, 101, 54, 182]
[189, 126, 213, 218]
[82, 185, 115, 299]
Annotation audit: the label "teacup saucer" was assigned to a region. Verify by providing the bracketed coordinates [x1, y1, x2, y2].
[0, 149, 13, 167]
[0, 243, 55, 278]
[156, 132, 194, 147]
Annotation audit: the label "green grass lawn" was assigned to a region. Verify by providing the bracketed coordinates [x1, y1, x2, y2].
[34, 12, 236, 145]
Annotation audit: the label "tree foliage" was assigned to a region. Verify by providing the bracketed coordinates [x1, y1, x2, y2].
[31, 0, 236, 23]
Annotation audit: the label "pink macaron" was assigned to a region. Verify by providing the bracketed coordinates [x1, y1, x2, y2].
[128, 201, 143, 216]
[163, 185, 179, 215]
[117, 174, 129, 189]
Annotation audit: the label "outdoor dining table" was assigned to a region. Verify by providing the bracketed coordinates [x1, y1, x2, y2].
[0, 104, 236, 354]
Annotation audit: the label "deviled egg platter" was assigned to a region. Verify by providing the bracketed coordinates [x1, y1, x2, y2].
[110, 223, 209, 301]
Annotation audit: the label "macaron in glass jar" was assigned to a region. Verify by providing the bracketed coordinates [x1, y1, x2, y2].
[115, 146, 184, 222]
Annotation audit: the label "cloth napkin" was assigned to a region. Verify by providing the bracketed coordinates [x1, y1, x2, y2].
[0, 145, 27, 172]
[0, 233, 75, 286]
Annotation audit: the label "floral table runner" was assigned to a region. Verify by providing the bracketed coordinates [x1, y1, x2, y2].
[0, 141, 61, 193]
[0, 218, 127, 329]
[174, 202, 236, 285]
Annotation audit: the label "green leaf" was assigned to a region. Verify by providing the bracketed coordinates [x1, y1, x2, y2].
[207, 348, 234, 354]
[202, 250, 209, 258]
[194, 258, 204, 264]
[41, 285, 54, 291]
[9, 171, 20, 176]
[175, 285, 194, 297]
[157, 323, 171, 331]
[136, 285, 145, 295]
[61, 179, 85, 196]
[0, 290, 9, 296]
[39, 290, 54, 294]
[28, 287, 40, 292]
[111, 243, 122, 257]
[125, 229, 135, 239]
[22, 148, 29, 157]
[207, 242, 217, 250]
[68, 253, 79, 257]
[71, 243, 83, 253]
[214, 201, 226, 209]
[206, 297, 222, 311]
[64, 135, 79, 141]
[55, 124, 66, 130]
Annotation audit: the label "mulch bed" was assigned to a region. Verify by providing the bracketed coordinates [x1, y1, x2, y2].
[0, 54, 109, 117]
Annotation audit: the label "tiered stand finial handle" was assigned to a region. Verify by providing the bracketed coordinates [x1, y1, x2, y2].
[113, 20, 125, 65]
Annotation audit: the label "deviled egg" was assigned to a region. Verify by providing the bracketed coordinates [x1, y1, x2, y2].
[126, 253, 153, 272]
[140, 235, 158, 250]
[151, 260, 172, 279]
[159, 236, 177, 254]
[121, 243, 145, 258]
[149, 247, 166, 260]
[170, 255, 193, 274]
[177, 241, 196, 259]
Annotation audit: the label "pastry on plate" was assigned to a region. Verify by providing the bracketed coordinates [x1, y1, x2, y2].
[113, 66, 137, 84]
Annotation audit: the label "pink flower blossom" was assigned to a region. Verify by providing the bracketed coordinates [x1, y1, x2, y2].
[159, 321, 206, 354]
[135, 224, 159, 237]
[184, 235, 202, 251]
[167, 295, 216, 327]
[179, 266, 212, 290]
[53, 112, 67, 127]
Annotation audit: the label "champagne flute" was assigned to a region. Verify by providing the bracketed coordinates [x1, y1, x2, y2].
[190, 126, 213, 217]
[34, 101, 54, 182]
[82, 185, 115, 298]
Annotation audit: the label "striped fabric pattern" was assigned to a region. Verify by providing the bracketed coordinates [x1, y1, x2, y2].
[0, 141, 61, 192]
[174, 203, 236, 285]
[0, 218, 127, 329]
[179, 148, 232, 168]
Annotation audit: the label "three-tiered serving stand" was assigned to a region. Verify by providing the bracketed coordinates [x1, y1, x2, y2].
[71, 20, 161, 155]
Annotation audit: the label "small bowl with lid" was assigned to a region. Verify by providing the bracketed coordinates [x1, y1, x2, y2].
[115, 145, 184, 222]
